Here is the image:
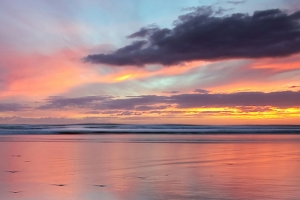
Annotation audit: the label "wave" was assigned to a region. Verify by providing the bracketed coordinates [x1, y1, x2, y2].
[0, 124, 300, 134]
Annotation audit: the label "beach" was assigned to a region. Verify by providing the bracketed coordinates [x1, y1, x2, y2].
[1, 134, 300, 200]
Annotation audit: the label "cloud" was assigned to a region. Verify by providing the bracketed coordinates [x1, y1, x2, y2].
[39, 90, 300, 111]
[237, 106, 272, 112]
[0, 47, 99, 97]
[96, 90, 300, 109]
[84, 7, 300, 66]
[116, 111, 142, 116]
[135, 105, 170, 111]
[163, 91, 180, 94]
[38, 95, 169, 111]
[93, 95, 169, 110]
[38, 96, 112, 109]
[227, 0, 246, 5]
[289, 85, 300, 88]
[0, 103, 29, 112]
[194, 89, 210, 94]
[170, 91, 300, 108]
[0, 116, 111, 124]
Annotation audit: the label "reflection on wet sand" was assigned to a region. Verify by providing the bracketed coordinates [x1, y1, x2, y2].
[1, 134, 300, 200]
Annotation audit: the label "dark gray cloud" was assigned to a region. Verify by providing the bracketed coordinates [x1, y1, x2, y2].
[171, 91, 300, 108]
[0, 103, 29, 112]
[194, 89, 210, 94]
[289, 85, 300, 88]
[84, 7, 300, 66]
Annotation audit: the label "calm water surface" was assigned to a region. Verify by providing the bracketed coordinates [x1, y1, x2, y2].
[1, 134, 300, 200]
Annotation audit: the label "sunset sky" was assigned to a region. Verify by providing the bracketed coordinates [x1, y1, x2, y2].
[0, 0, 300, 124]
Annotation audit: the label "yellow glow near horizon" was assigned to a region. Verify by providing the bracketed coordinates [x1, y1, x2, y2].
[178, 106, 300, 119]
[68, 106, 300, 119]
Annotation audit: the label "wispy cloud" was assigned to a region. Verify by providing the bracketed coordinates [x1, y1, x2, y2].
[0, 103, 29, 112]
[227, 0, 246, 5]
[38, 96, 112, 109]
[0, 116, 111, 124]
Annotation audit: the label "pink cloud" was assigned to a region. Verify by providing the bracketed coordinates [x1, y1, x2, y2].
[0, 48, 100, 99]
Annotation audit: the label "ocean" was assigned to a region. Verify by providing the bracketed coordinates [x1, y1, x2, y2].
[0, 124, 300, 134]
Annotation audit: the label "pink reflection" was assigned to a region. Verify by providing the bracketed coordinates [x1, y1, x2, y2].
[1, 134, 300, 199]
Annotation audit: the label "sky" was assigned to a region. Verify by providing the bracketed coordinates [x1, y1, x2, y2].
[0, 0, 300, 124]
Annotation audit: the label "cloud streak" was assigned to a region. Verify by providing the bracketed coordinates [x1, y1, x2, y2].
[0, 103, 29, 112]
[38, 96, 112, 109]
[227, 0, 246, 5]
[38, 90, 300, 111]
[170, 91, 300, 108]
[84, 7, 300, 66]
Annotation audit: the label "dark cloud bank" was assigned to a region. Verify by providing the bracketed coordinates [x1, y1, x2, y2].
[84, 7, 300, 66]
[39, 91, 300, 110]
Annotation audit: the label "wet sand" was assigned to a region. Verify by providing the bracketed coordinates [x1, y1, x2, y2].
[1, 134, 300, 200]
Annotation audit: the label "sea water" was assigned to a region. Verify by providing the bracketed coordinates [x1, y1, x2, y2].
[0, 124, 300, 134]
